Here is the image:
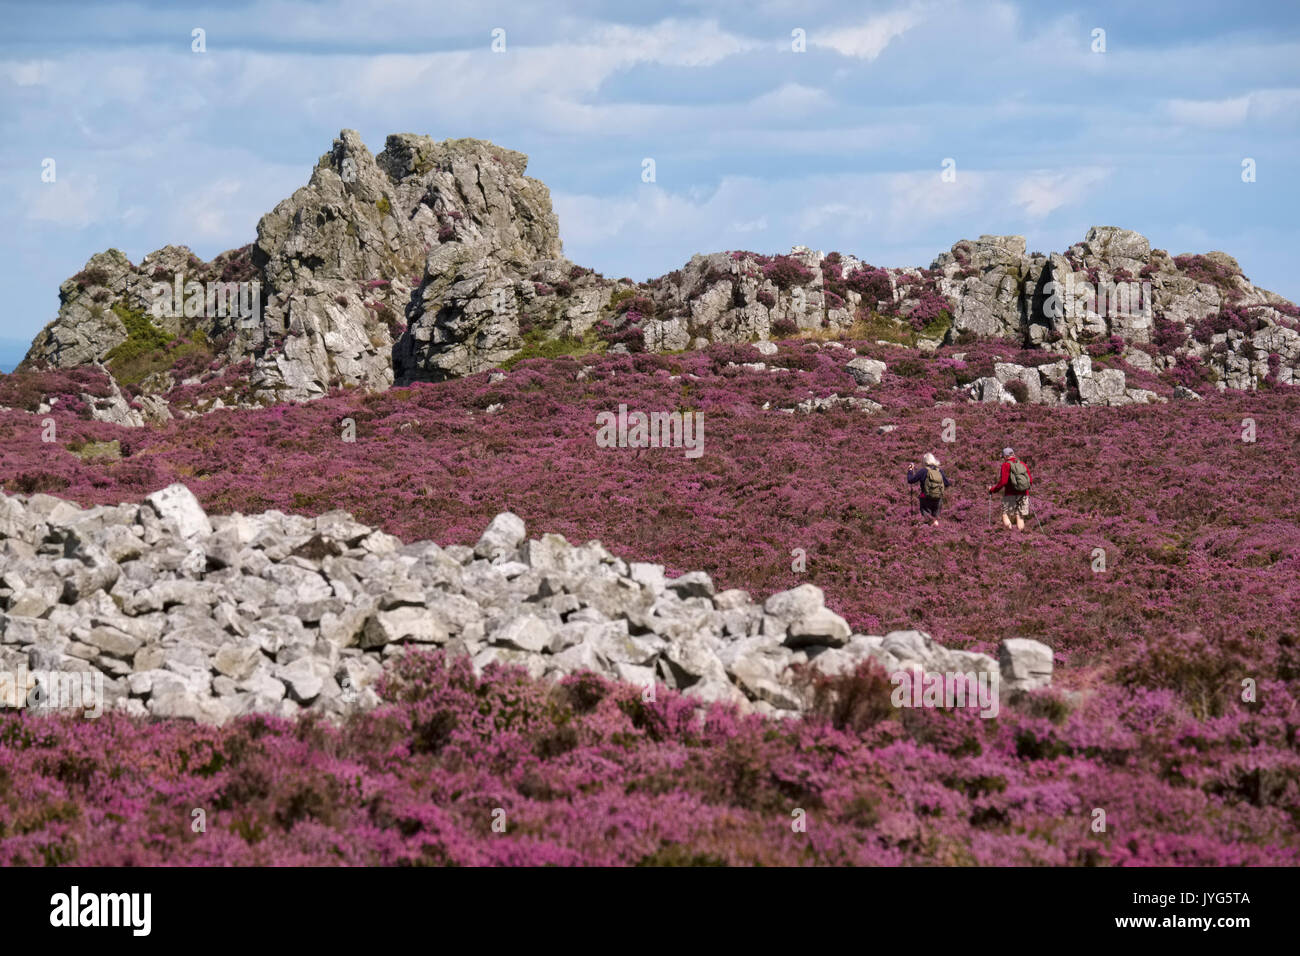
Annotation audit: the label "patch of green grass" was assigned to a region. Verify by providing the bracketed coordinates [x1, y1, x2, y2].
[917, 310, 953, 343]
[376, 197, 392, 216]
[67, 439, 122, 462]
[501, 328, 604, 370]
[853, 310, 913, 345]
[607, 287, 637, 310]
[104, 304, 215, 387]
[104, 304, 174, 384]
[107, 303, 171, 356]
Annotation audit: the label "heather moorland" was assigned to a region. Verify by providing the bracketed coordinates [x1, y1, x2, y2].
[1, 339, 1297, 866]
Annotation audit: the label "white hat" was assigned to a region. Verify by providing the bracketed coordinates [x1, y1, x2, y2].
[1003, 447, 1015, 458]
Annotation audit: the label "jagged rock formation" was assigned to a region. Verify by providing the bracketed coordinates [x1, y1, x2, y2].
[22, 130, 567, 409]
[19, 132, 1300, 419]
[0, 485, 1049, 725]
[931, 228, 1300, 390]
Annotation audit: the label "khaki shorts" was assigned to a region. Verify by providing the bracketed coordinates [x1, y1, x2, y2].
[1001, 494, 1030, 517]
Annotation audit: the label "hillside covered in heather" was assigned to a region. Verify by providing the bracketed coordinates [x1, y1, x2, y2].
[5, 335, 1299, 651]
[2, 131, 1298, 868]
[2, 331, 1299, 865]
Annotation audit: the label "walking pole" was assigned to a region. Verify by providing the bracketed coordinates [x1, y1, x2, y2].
[1029, 471, 1045, 533]
[910, 484, 919, 524]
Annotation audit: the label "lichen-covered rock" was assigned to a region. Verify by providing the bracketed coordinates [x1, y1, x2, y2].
[845, 356, 887, 386]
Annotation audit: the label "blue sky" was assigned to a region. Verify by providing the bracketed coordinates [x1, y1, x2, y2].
[2, 0, 1298, 359]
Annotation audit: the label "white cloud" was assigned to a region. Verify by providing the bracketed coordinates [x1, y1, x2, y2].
[885, 169, 988, 227]
[1249, 88, 1300, 119]
[1011, 167, 1110, 219]
[554, 181, 757, 248]
[1166, 95, 1252, 128]
[1163, 88, 1300, 128]
[749, 83, 832, 114]
[2, 60, 55, 86]
[798, 201, 859, 232]
[586, 19, 757, 67]
[815, 9, 922, 60]
[554, 162, 1112, 279]
[170, 178, 252, 241]
[22, 175, 118, 228]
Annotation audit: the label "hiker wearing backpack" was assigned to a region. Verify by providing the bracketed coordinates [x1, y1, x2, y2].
[906, 452, 952, 526]
[988, 447, 1031, 531]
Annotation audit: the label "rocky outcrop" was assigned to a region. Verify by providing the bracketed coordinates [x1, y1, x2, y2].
[20, 131, 1300, 411]
[931, 227, 1299, 391]
[933, 235, 1044, 340]
[22, 130, 569, 408]
[0, 485, 1050, 725]
[961, 354, 1162, 407]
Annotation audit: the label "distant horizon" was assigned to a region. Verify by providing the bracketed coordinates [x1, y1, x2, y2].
[0, 337, 27, 374]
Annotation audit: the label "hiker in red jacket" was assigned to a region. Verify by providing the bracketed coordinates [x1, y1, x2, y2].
[988, 447, 1031, 531]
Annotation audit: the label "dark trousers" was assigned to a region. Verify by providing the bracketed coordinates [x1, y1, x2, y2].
[919, 496, 942, 518]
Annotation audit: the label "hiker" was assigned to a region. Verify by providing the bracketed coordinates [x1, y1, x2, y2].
[988, 446, 1032, 531]
[906, 452, 952, 526]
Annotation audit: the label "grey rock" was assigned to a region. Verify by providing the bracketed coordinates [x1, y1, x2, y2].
[664, 570, 714, 599]
[712, 588, 751, 611]
[845, 357, 887, 386]
[763, 583, 824, 621]
[275, 658, 327, 704]
[489, 614, 553, 653]
[472, 646, 547, 680]
[661, 635, 729, 687]
[999, 638, 1054, 691]
[150, 692, 231, 725]
[474, 512, 526, 560]
[213, 642, 264, 680]
[0, 484, 1034, 726]
[145, 484, 213, 540]
[629, 562, 666, 594]
[785, 607, 852, 649]
[82, 626, 142, 661]
[549, 641, 607, 675]
[361, 607, 447, 648]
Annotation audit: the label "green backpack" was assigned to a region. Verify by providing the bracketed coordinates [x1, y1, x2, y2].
[1007, 460, 1031, 492]
[923, 466, 945, 499]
